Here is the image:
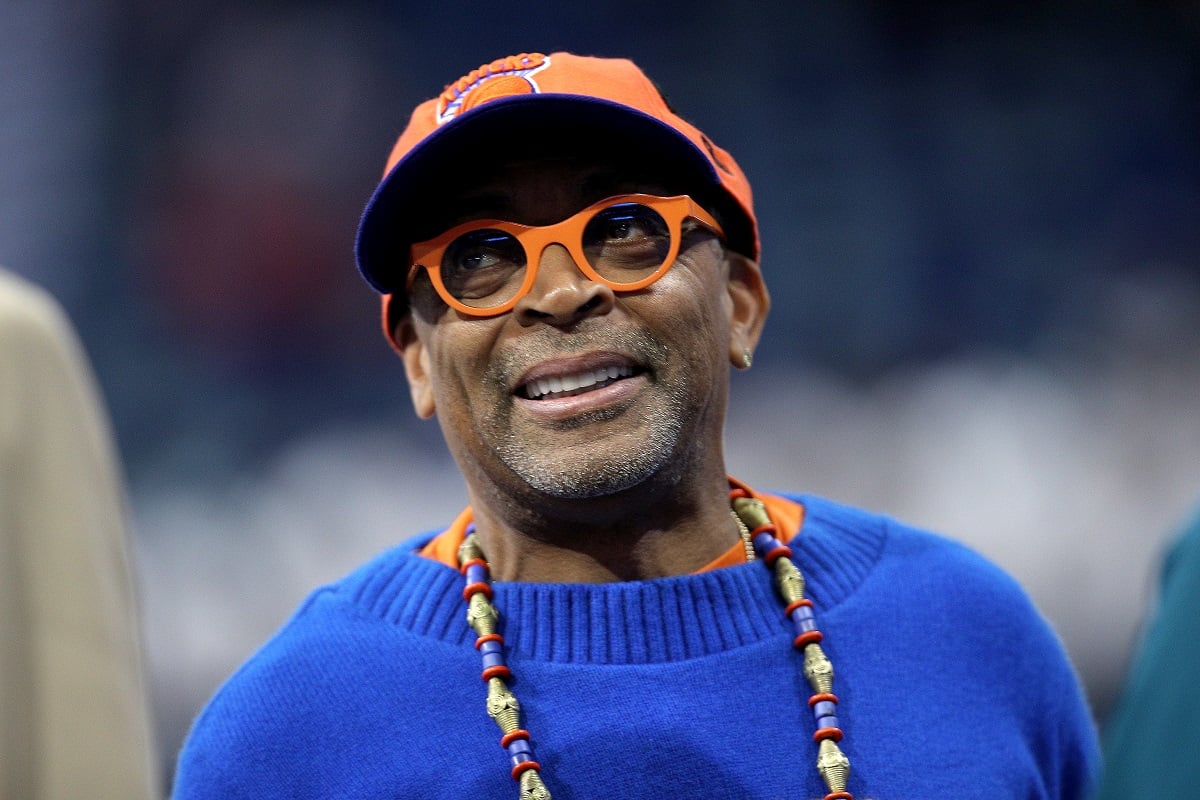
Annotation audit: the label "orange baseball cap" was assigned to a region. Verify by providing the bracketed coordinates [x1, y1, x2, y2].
[354, 51, 758, 330]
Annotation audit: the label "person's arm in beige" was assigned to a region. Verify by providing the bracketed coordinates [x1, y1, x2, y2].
[0, 267, 159, 799]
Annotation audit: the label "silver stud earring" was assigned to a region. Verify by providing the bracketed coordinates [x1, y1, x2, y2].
[741, 348, 753, 369]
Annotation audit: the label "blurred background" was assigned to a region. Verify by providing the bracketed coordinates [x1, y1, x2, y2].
[3, 1, 1198, 792]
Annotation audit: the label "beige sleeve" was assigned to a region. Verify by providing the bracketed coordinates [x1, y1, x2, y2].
[0, 268, 159, 799]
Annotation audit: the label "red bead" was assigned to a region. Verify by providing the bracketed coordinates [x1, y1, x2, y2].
[510, 760, 541, 780]
[824, 793, 853, 800]
[481, 665, 512, 681]
[793, 630, 824, 649]
[749, 522, 776, 538]
[728, 487, 750, 500]
[808, 692, 838, 707]
[475, 633, 504, 649]
[463, 581, 493, 601]
[784, 598, 813, 616]
[460, 557, 489, 575]
[500, 729, 530, 748]
[813, 726, 844, 743]
[765, 545, 793, 564]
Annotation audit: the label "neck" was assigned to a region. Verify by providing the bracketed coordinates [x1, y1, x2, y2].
[465, 471, 742, 582]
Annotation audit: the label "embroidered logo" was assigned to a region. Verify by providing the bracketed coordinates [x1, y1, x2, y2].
[435, 53, 551, 125]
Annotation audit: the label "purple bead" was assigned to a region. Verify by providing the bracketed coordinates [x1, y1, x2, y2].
[466, 563, 489, 584]
[482, 650, 507, 670]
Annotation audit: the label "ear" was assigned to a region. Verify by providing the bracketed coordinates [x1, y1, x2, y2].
[724, 251, 770, 369]
[394, 316, 437, 419]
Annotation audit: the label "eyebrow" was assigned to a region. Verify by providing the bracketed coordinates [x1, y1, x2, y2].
[579, 172, 623, 198]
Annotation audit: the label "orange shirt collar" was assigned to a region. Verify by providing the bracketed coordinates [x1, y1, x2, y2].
[419, 479, 803, 573]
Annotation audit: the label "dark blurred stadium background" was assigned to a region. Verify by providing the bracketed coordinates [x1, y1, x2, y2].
[3, 2, 1198, 790]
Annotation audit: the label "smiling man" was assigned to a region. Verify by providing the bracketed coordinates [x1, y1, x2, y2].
[172, 52, 1099, 799]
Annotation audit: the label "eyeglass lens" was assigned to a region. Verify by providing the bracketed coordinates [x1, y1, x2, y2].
[440, 202, 671, 310]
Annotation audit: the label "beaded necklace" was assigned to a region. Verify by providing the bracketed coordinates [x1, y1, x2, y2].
[457, 487, 864, 800]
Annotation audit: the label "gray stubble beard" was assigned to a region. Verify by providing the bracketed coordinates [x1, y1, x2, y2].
[496, 385, 689, 499]
[480, 328, 691, 500]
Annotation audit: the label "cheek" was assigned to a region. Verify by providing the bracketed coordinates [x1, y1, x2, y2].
[654, 267, 731, 353]
[423, 325, 489, 404]
[425, 316, 519, 428]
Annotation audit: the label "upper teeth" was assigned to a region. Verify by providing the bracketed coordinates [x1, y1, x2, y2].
[524, 365, 633, 400]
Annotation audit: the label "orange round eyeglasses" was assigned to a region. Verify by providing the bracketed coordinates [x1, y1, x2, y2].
[406, 193, 725, 317]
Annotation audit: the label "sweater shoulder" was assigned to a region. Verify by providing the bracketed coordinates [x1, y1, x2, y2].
[172, 532, 463, 796]
[196, 528, 456, 688]
[790, 494, 1079, 682]
[788, 493, 1097, 783]
[769, 492, 1021, 612]
[785, 492, 1035, 604]
[778, 492, 1084, 682]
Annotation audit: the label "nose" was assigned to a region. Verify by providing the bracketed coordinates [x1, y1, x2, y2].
[514, 243, 615, 327]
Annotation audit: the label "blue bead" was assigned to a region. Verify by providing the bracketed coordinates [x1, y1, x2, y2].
[812, 700, 837, 719]
[790, 607, 817, 634]
[815, 712, 840, 730]
[482, 650, 507, 670]
[752, 532, 780, 556]
[790, 604, 814, 623]
[466, 563, 488, 584]
[479, 639, 504, 657]
[507, 740, 534, 762]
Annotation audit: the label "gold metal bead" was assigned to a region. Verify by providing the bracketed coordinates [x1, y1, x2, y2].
[459, 532, 484, 564]
[485, 677, 521, 732]
[519, 768, 552, 799]
[816, 738, 851, 792]
[803, 642, 835, 694]
[467, 592, 499, 636]
[731, 496, 772, 531]
[773, 557, 806, 604]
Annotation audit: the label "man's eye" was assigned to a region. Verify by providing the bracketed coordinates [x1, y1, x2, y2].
[456, 250, 502, 271]
[591, 205, 667, 243]
[445, 230, 523, 273]
[604, 218, 642, 240]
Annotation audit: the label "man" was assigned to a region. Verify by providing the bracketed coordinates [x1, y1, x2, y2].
[0, 267, 159, 799]
[173, 52, 1098, 799]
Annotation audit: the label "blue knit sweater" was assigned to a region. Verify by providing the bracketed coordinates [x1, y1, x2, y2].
[173, 495, 1098, 798]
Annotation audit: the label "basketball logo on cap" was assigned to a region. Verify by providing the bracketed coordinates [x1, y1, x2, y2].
[436, 53, 551, 125]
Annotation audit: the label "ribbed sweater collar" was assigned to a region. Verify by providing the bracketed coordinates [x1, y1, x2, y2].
[342, 495, 884, 665]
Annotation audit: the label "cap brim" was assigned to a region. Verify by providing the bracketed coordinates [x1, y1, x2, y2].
[354, 93, 723, 297]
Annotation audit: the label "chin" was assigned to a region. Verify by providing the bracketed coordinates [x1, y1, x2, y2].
[505, 444, 676, 501]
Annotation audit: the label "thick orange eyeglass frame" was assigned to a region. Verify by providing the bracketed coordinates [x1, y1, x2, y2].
[406, 193, 725, 317]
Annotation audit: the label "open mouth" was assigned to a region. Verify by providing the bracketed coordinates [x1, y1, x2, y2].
[519, 365, 636, 401]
